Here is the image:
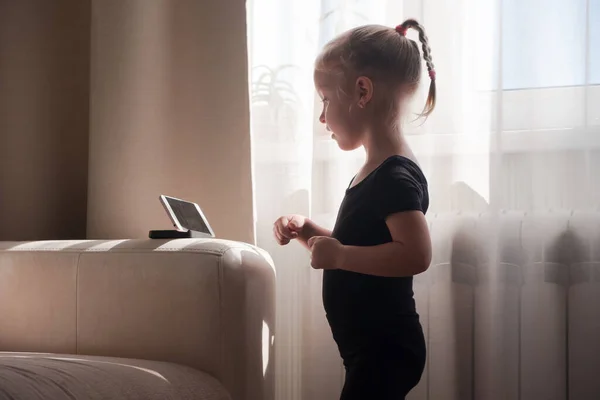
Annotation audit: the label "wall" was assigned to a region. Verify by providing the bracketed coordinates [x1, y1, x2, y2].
[87, 0, 254, 243]
[0, 0, 255, 244]
[0, 0, 91, 241]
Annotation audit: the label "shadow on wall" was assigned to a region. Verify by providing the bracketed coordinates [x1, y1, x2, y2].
[0, 0, 91, 241]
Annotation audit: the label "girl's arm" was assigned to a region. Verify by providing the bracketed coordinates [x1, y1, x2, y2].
[297, 219, 332, 250]
[337, 210, 431, 277]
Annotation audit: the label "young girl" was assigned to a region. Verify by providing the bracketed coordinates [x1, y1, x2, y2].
[273, 19, 434, 400]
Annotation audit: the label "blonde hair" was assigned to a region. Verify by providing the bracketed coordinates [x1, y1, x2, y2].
[315, 19, 436, 119]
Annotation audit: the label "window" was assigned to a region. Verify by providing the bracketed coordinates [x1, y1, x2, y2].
[503, 0, 600, 89]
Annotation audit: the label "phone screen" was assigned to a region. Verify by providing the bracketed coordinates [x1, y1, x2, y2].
[166, 198, 211, 234]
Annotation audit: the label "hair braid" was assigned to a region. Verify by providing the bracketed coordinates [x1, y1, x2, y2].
[398, 19, 436, 116]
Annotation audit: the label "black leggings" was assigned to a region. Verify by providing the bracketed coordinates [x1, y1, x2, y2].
[339, 341, 425, 400]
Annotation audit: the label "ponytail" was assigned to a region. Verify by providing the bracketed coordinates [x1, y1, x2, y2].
[397, 19, 436, 117]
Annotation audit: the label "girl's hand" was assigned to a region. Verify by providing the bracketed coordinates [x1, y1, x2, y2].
[273, 214, 307, 245]
[307, 236, 345, 270]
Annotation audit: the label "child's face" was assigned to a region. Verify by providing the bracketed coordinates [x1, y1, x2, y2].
[314, 70, 366, 151]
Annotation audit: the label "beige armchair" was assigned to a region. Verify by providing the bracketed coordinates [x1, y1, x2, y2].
[0, 239, 276, 400]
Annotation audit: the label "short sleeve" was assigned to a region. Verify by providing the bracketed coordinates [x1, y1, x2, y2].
[373, 159, 425, 219]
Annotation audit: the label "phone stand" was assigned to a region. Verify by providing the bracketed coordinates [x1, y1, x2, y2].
[149, 230, 210, 239]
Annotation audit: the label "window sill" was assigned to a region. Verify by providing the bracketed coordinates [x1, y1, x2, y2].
[406, 127, 600, 155]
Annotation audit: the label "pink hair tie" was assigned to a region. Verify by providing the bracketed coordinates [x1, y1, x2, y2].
[429, 69, 436, 80]
[395, 25, 408, 36]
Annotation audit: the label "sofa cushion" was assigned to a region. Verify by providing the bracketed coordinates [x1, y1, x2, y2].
[0, 352, 232, 400]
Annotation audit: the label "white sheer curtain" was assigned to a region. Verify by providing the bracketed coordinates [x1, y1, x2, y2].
[247, 0, 600, 399]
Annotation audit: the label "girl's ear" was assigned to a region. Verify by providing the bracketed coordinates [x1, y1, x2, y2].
[355, 76, 374, 108]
